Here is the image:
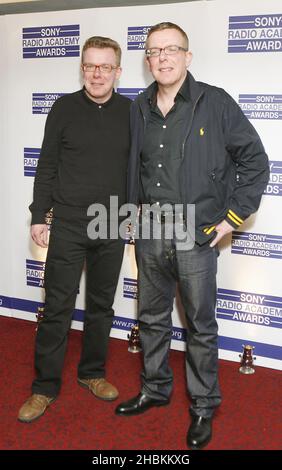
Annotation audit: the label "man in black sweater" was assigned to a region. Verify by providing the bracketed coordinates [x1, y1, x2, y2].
[18, 36, 131, 423]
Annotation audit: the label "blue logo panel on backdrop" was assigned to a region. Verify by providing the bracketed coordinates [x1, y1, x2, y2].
[216, 288, 282, 329]
[26, 259, 45, 288]
[264, 161, 282, 196]
[228, 14, 282, 53]
[23, 24, 80, 58]
[117, 88, 145, 100]
[238, 94, 282, 120]
[231, 231, 282, 259]
[123, 277, 138, 299]
[24, 148, 40, 177]
[32, 93, 66, 114]
[127, 26, 151, 50]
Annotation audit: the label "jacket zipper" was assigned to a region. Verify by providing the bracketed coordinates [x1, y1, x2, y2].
[181, 91, 204, 159]
[132, 105, 147, 205]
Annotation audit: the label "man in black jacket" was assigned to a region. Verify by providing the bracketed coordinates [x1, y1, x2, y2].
[18, 36, 131, 423]
[115, 22, 269, 449]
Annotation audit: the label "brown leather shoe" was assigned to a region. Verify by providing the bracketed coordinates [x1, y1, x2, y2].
[18, 394, 56, 423]
[78, 377, 119, 401]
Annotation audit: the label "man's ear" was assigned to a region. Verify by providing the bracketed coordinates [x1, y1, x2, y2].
[115, 66, 122, 80]
[145, 56, 152, 72]
[185, 51, 193, 68]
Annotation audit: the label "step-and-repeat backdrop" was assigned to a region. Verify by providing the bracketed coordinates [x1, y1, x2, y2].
[0, 0, 281, 370]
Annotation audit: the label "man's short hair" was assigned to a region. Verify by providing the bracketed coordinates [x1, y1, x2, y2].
[82, 36, 122, 66]
[146, 22, 189, 50]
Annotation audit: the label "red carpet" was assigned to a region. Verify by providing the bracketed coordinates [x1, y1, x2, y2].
[0, 316, 281, 450]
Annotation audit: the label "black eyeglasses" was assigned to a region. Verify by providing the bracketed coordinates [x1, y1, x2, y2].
[82, 63, 118, 74]
[145, 45, 188, 58]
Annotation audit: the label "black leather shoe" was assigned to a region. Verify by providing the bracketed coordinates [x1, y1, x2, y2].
[115, 392, 169, 416]
[187, 415, 212, 449]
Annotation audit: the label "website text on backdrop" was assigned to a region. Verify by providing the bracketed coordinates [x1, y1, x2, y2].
[115, 22, 269, 450]
[18, 36, 131, 423]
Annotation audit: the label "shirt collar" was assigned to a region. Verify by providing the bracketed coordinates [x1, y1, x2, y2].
[147, 72, 191, 106]
[82, 86, 115, 107]
[177, 72, 190, 102]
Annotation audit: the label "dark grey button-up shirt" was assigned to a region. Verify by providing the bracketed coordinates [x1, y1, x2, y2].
[139, 74, 192, 207]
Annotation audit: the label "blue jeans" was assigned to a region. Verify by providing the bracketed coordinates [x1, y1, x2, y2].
[135, 221, 221, 418]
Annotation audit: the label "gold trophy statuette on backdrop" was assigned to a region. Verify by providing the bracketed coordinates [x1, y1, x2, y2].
[36, 306, 45, 331]
[128, 325, 142, 353]
[239, 344, 256, 374]
[45, 208, 53, 226]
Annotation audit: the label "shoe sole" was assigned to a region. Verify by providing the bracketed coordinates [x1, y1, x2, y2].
[77, 379, 119, 401]
[187, 435, 212, 450]
[17, 397, 56, 423]
[115, 400, 170, 416]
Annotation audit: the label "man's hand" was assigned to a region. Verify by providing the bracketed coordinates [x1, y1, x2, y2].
[31, 224, 49, 248]
[210, 220, 234, 247]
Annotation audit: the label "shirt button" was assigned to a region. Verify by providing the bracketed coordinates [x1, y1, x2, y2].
[160, 144, 164, 148]
[157, 182, 160, 187]
[99, 105, 102, 109]
[163, 125, 166, 128]
[158, 163, 162, 168]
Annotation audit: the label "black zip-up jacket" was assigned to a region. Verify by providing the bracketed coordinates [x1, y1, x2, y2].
[128, 72, 269, 245]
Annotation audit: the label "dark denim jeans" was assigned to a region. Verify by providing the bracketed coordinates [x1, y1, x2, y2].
[135, 220, 221, 418]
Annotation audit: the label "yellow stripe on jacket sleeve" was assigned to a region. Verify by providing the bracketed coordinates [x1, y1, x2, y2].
[228, 209, 243, 225]
[227, 213, 241, 226]
[203, 226, 216, 235]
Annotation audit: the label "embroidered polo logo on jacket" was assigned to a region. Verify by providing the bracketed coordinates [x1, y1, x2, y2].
[200, 127, 205, 136]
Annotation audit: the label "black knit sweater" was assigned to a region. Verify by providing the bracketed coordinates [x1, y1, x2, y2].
[30, 89, 131, 224]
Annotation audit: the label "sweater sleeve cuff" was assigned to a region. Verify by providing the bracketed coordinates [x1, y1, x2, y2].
[31, 211, 47, 225]
[225, 209, 244, 229]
